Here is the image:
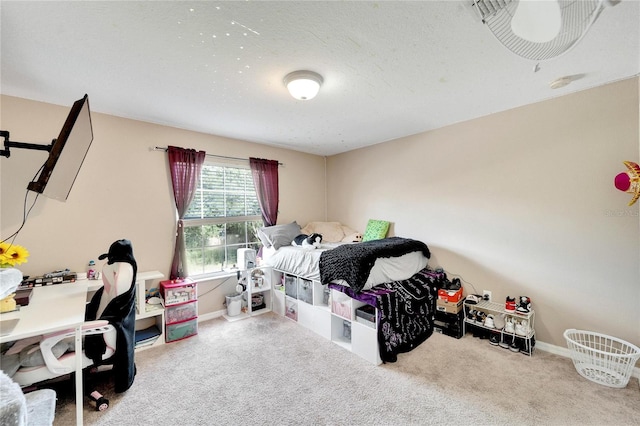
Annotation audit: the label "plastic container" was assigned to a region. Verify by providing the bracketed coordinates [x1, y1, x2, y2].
[87, 260, 97, 280]
[563, 329, 640, 388]
[225, 294, 243, 316]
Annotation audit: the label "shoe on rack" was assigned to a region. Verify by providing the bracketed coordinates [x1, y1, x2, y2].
[475, 311, 486, 325]
[489, 332, 500, 346]
[515, 320, 529, 336]
[519, 339, 531, 355]
[516, 296, 531, 314]
[467, 309, 477, 322]
[505, 296, 516, 312]
[484, 314, 495, 329]
[509, 338, 520, 352]
[498, 336, 510, 349]
[466, 294, 480, 305]
[472, 325, 482, 338]
[504, 317, 515, 334]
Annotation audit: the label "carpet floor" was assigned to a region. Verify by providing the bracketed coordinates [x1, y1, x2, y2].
[52, 313, 639, 425]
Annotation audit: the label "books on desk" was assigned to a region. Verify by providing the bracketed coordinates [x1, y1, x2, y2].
[135, 325, 162, 348]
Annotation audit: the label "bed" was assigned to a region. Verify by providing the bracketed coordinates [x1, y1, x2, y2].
[263, 241, 429, 291]
[259, 221, 441, 362]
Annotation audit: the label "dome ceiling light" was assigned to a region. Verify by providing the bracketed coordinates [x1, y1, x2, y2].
[283, 70, 323, 100]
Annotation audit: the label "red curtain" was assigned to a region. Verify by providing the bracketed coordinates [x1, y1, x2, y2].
[168, 146, 205, 279]
[249, 158, 279, 226]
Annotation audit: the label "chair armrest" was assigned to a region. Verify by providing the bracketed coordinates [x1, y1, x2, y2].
[39, 321, 114, 375]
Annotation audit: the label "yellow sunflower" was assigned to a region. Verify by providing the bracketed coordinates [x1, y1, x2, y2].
[0, 242, 30, 267]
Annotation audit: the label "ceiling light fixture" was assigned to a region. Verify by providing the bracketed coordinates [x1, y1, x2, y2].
[284, 70, 323, 100]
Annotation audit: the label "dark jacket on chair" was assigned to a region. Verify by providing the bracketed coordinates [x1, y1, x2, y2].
[85, 239, 138, 393]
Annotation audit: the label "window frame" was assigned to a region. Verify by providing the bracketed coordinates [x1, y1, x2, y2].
[183, 159, 262, 279]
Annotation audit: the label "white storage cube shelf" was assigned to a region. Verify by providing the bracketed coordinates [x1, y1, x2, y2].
[272, 269, 381, 365]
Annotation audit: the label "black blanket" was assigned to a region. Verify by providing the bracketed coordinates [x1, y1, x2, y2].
[319, 237, 430, 292]
[329, 268, 443, 363]
[374, 269, 438, 362]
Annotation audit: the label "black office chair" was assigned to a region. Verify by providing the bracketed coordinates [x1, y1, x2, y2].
[12, 239, 138, 410]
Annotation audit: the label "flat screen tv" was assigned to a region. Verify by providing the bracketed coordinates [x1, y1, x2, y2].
[27, 94, 93, 201]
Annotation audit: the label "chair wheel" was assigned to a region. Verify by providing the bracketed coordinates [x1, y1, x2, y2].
[88, 391, 109, 411]
[95, 397, 109, 411]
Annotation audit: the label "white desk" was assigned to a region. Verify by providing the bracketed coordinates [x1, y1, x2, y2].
[0, 281, 90, 426]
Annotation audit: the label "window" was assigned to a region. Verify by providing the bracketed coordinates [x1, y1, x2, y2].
[183, 162, 263, 276]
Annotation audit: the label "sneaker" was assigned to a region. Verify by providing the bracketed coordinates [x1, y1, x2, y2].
[475, 311, 486, 325]
[516, 296, 531, 314]
[498, 336, 510, 349]
[489, 333, 500, 346]
[484, 314, 495, 329]
[504, 317, 515, 334]
[520, 339, 532, 355]
[505, 296, 516, 312]
[466, 294, 480, 305]
[515, 320, 529, 336]
[448, 278, 461, 290]
[472, 325, 482, 338]
[509, 338, 520, 352]
[467, 309, 477, 322]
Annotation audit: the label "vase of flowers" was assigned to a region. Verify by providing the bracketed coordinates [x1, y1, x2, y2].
[0, 242, 30, 313]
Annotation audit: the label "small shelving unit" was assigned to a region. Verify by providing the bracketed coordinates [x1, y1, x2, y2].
[133, 271, 165, 351]
[246, 267, 272, 316]
[223, 266, 273, 321]
[463, 299, 536, 356]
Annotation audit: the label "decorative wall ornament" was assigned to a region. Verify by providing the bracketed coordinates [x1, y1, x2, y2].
[614, 161, 640, 206]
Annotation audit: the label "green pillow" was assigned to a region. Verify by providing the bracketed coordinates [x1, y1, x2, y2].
[362, 220, 390, 242]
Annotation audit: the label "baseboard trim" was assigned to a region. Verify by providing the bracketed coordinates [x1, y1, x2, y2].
[536, 340, 640, 380]
[198, 310, 226, 323]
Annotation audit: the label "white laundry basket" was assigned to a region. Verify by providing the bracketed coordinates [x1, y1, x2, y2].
[563, 329, 640, 388]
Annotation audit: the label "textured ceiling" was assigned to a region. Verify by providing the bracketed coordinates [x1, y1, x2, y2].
[1, 1, 638, 156]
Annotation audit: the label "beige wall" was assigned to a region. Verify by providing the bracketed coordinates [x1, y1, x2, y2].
[326, 78, 640, 348]
[0, 95, 326, 314]
[3, 79, 639, 349]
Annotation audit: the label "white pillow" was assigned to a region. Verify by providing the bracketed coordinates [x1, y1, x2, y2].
[301, 221, 345, 243]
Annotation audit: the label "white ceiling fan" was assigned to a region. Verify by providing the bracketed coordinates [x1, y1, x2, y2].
[473, 0, 619, 61]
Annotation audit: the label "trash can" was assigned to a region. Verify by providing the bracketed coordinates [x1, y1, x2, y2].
[225, 293, 243, 316]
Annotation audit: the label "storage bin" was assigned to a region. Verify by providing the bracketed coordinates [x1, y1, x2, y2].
[343, 320, 351, 340]
[284, 275, 297, 299]
[160, 278, 197, 306]
[166, 317, 198, 343]
[331, 291, 351, 319]
[285, 297, 298, 321]
[166, 301, 197, 324]
[322, 286, 330, 306]
[355, 305, 376, 328]
[564, 329, 640, 388]
[297, 278, 313, 304]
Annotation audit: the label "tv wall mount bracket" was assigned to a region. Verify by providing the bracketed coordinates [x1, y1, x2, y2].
[0, 130, 54, 158]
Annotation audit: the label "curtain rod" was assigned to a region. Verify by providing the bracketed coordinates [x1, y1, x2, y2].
[152, 146, 283, 165]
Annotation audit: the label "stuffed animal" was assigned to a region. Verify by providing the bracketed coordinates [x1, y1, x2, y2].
[292, 233, 323, 249]
[342, 232, 363, 243]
